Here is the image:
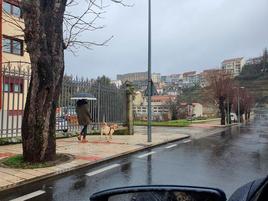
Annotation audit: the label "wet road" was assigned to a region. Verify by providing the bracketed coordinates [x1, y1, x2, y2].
[1, 108, 268, 200]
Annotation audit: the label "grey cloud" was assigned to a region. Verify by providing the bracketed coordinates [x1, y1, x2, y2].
[65, 0, 268, 79]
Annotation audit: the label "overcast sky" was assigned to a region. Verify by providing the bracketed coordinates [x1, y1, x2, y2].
[65, 0, 268, 80]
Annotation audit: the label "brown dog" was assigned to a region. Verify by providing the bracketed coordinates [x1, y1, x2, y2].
[100, 122, 118, 141]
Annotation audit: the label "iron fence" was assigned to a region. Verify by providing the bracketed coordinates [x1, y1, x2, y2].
[57, 76, 127, 133]
[0, 62, 128, 138]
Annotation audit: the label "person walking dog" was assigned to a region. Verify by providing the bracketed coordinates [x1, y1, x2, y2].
[76, 99, 92, 142]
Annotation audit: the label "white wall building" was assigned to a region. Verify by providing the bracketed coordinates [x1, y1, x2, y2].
[152, 73, 161, 83]
[221, 57, 245, 77]
[111, 80, 122, 88]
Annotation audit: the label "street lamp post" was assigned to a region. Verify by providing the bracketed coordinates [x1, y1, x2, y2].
[147, 0, 152, 142]
[227, 96, 230, 125]
[237, 89, 240, 124]
[237, 87, 244, 124]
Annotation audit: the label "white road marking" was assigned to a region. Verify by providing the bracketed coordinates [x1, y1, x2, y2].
[183, 139, 192, 143]
[86, 164, 120, 176]
[10, 190, 45, 201]
[138, 151, 156, 158]
[165, 144, 178, 149]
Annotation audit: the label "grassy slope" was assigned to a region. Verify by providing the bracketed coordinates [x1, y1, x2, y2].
[238, 77, 268, 103]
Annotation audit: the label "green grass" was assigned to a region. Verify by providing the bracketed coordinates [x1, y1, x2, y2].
[1, 154, 71, 169]
[0, 137, 22, 145]
[2, 155, 52, 169]
[134, 120, 190, 127]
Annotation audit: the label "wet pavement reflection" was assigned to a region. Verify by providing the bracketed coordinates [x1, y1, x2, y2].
[1, 108, 268, 200]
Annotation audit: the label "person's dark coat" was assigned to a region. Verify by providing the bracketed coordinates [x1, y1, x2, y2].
[76, 100, 92, 126]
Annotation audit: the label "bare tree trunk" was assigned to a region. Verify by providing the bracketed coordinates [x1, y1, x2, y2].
[21, 1, 67, 162]
[219, 96, 225, 125]
[246, 111, 249, 122]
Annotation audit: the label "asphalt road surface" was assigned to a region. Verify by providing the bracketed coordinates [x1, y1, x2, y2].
[1, 108, 268, 201]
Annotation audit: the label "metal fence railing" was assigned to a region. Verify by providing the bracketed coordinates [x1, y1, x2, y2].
[0, 62, 31, 138]
[56, 76, 128, 133]
[0, 62, 128, 138]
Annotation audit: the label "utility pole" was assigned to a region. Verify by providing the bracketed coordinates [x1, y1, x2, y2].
[227, 96, 229, 125]
[237, 89, 240, 124]
[147, 0, 152, 142]
[237, 87, 244, 124]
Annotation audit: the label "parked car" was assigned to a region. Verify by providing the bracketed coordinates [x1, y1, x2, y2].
[230, 113, 238, 123]
[56, 117, 69, 133]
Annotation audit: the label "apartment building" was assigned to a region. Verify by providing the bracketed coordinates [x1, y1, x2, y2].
[117, 71, 161, 84]
[1, 0, 31, 136]
[151, 73, 161, 83]
[221, 57, 245, 77]
[111, 80, 122, 88]
[246, 56, 263, 65]
[164, 74, 182, 84]
[2, 0, 30, 64]
[117, 72, 147, 83]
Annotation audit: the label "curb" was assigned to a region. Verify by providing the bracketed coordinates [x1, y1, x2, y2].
[0, 135, 190, 193]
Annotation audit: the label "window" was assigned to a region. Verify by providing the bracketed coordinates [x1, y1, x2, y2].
[3, 1, 22, 18]
[12, 40, 22, 55]
[12, 5, 21, 17]
[2, 36, 23, 56]
[3, 76, 24, 93]
[3, 83, 10, 92]
[3, 38, 11, 53]
[3, 2, 11, 14]
[13, 84, 22, 93]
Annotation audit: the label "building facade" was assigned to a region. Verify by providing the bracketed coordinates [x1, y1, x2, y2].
[111, 80, 122, 88]
[152, 73, 161, 83]
[221, 57, 245, 77]
[117, 71, 161, 85]
[2, 0, 30, 64]
[1, 0, 31, 136]
[117, 72, 147, 83]
[246, 56, 263, 65]
[182, 71, 201, 88]
[133, 95, 176, 121]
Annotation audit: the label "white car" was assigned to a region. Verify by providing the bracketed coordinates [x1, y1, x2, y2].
[230, 113, 238, 123]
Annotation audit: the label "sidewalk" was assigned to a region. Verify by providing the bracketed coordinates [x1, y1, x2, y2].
[0, 130, 189, 191]
[190, 118, 238, 129]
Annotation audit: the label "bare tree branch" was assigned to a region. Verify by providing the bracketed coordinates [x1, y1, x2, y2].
[3, 0, 131, 52]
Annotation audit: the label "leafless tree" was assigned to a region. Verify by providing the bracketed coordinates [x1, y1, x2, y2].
[3, 0, 129, 162]
[204, 70, 234, 125]
[232, 88, 254, 123]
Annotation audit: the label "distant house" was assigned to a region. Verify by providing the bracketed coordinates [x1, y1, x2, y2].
[133, 95, 176, 121]
[111, 80, 122, 88]
[180, 102, 203, 118]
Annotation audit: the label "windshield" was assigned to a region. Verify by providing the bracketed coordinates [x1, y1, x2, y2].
[0, 0, 268, 201]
